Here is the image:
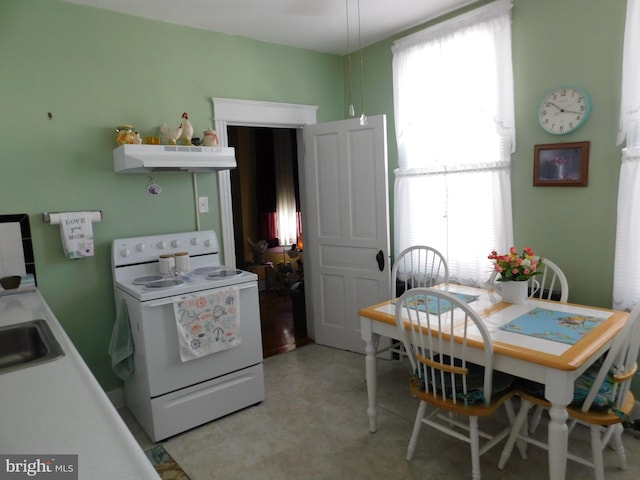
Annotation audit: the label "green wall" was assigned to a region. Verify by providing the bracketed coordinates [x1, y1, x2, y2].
[0, 0, 343, 391]
[1, 0, 630, 393]
[358, 0, 626, 308]
[510, 0, 624, 308]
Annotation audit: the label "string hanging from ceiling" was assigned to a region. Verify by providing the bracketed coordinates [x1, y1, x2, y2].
[357, 0, 368, 126]
[346, 0, 355, 117]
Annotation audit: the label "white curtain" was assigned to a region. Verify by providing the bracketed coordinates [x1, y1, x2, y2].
[273, 129, 298, 246]
[392, 0, 515, 285]
[613, 0, 640, 311]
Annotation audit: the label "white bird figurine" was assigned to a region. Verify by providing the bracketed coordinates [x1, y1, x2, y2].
[159, 123, 183, 145]
[181, 112, 194, 145]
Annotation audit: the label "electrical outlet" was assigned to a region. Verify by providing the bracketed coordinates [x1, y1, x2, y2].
[198, 196, 209, 213]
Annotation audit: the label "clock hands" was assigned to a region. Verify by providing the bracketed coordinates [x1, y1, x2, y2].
[546, 101, 582, 115]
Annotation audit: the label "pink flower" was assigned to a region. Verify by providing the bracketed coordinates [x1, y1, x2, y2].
[196, 297, 208, 308]
[489, 247, 542, 282]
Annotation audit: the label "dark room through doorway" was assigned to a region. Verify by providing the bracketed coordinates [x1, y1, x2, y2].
[227, 126, 311, 358]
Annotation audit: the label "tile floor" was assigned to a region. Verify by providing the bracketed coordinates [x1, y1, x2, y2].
[120, 344, 640, 479]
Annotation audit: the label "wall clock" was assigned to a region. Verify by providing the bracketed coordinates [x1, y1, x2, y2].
[538, 86, 591, 135]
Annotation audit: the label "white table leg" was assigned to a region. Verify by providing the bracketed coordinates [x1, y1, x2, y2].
[545, 371, 574, 480]
[361, 317, 379, 433]
[547, 402, 569, 480]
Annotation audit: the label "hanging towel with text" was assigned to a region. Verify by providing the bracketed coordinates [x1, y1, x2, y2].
[59, 212, 94, 259]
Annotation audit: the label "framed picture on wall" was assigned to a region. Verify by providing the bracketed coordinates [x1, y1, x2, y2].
[533, 141, 590, 186]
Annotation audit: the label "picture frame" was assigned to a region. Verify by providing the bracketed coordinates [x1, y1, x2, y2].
[533, 141, 590, 186]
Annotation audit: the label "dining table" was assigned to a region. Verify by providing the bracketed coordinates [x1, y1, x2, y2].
[358, 283, 629, 480]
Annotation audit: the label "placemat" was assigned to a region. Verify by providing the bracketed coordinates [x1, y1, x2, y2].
[398, 293, 479, 314]
[499, 306, 606, 345]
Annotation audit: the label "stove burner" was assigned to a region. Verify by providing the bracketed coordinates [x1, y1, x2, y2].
[144, 278, 185, 290]
[193, 266, 224, 275]
[133, 275, 164, 285]
[206, 269, 243, 279]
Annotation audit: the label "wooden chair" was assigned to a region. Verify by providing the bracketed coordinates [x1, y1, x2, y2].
[396, 288, 517, 480]
[497, 301, 640, 480]
[392, 246, 450, 296]
[385, 246, 449, 364]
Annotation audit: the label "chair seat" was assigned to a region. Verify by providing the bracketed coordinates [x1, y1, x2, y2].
[516, 355, 631, 415]
[415, 356, 516, 407]
[411, 377, 515, 417]
[516, 388, 635, 427]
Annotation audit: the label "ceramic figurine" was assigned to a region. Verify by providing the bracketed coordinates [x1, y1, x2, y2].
[160, 123, 183, 145]
[115, 125, 135, 146]
[181, 112, 194, 145]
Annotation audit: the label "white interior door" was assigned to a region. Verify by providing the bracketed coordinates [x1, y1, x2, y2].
[303, 115, 391, 353]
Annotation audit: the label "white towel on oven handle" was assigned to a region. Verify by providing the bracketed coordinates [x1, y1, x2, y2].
[172, 286, 241, 362]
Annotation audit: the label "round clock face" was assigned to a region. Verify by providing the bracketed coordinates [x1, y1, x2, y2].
[538, 86, 591, 135]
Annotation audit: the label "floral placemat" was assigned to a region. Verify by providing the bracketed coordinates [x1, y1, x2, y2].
[396, 293, 479, 314]
[499, 307, 606, 345]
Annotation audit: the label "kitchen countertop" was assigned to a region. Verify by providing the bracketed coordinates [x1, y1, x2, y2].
[0, 289, 158, 480]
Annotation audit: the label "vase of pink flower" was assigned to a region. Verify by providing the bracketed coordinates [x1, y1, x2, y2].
[488, 247, 543, 304]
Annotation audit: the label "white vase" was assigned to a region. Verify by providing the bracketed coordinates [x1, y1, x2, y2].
[498, 281, 528, 304]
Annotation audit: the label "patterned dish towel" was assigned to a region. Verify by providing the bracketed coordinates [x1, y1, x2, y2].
[173, 287, 241, 362]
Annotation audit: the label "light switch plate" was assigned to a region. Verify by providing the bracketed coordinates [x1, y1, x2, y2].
[198, 197, 209, 213]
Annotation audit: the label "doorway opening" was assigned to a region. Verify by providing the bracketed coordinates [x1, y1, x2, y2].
[227, 125, 312, 358]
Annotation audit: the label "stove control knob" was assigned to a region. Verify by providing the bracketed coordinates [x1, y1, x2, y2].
[191, 237, 199, 245]
[171, 239, 181, 248]
[136, 243, 145, 252]
[157, 241, 166, 249]
[204, 237, 212, 247]
[120, 248, 131, 258]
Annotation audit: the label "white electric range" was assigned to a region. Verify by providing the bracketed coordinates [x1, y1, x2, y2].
[111, 230, 265, 442]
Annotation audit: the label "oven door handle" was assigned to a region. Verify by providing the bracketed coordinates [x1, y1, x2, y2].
[145, 282, 256, 308]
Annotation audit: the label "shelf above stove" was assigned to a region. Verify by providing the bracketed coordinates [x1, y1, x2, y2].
[113, 144, 237, 173]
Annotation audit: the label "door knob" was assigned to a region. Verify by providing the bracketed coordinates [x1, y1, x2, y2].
[376, 250, 385, 272]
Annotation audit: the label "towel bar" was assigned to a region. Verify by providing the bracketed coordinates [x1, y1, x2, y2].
[42, 211, 102, 225]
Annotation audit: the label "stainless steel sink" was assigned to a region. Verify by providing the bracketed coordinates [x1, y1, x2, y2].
[0, 320, 65, 374]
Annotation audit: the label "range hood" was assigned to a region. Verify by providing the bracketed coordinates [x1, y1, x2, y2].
[113, 144, 236, 173]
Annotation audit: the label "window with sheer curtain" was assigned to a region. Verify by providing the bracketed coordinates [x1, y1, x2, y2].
[613, 0, 640, 311]
[391, 0, 515, 285]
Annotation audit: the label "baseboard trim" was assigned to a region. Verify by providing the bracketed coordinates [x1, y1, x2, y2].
[107, 387, 125, 409]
